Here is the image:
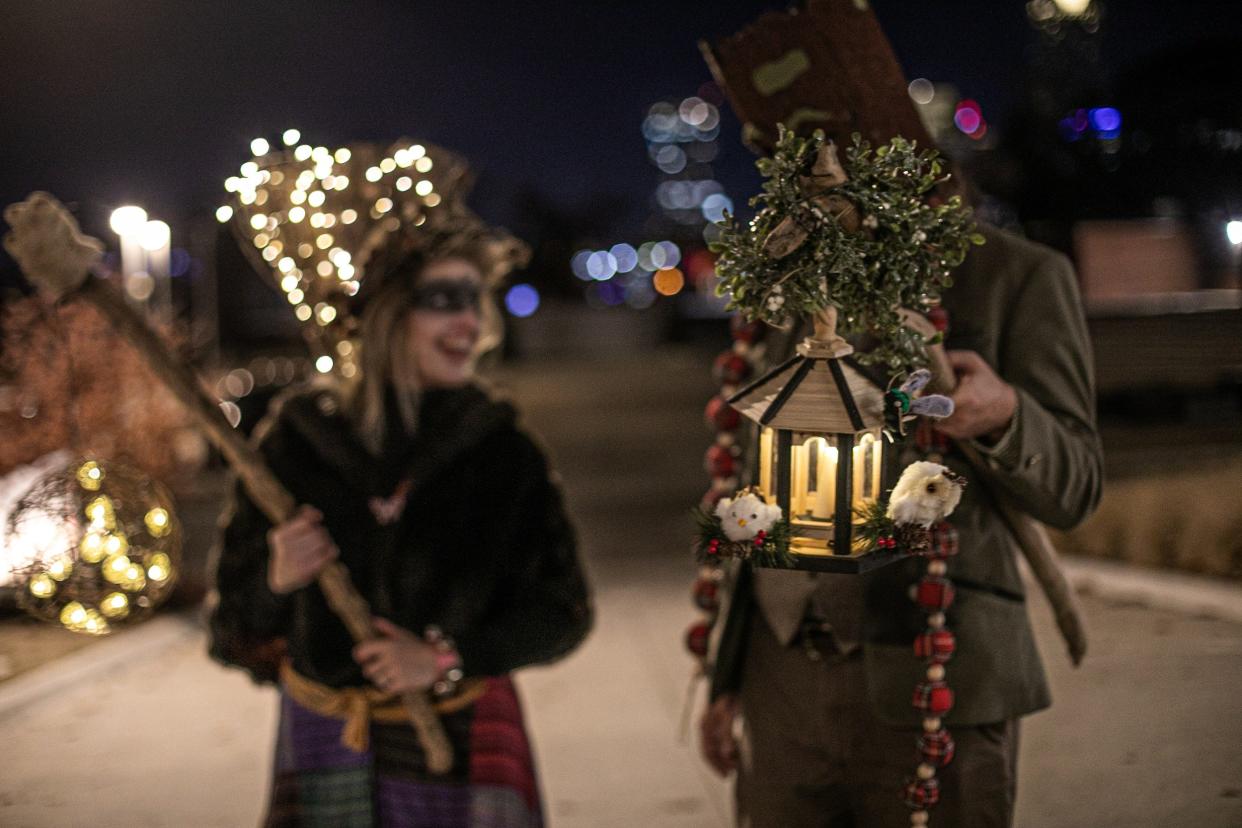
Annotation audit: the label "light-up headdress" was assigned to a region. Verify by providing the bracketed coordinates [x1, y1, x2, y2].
[220, 135, 529, 377]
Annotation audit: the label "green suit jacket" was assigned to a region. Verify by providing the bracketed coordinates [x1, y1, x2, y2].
[711, 224, 1104, 726]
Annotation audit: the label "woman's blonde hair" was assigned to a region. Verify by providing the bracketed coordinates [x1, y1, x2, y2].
[347, 243, 504, 453]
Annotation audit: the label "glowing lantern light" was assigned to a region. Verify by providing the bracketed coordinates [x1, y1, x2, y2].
[726, 314, 897, 571]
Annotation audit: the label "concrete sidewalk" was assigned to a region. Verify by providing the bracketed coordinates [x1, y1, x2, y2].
[0, 580, 731, 827]
[1, 560, 1240, 827]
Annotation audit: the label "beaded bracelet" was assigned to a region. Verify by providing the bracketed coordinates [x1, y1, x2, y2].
[424, 625, 465, 699]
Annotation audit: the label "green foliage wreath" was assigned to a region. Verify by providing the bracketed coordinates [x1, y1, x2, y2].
[711, 126, 984, 373]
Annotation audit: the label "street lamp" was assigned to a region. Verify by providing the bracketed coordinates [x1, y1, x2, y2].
[1052, 0, 1091, 16]
[110, 205, 149, 304]
[108, 206, 171, 317]
[109, 205, 147, 237]
[140, 220, 172, 318]
[1227, 220, 1242, 246]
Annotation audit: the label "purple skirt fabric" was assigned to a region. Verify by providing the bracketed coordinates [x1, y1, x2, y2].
[264, 676, 542, 828]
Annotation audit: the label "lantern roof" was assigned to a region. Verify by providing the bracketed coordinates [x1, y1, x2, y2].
[727, 353, 886, 432]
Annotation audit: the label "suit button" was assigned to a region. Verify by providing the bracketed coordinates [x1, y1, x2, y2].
[1024, 453, 1042, 469]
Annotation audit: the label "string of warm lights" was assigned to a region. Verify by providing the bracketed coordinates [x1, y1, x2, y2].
[218, 131, 467, 376]
[11, 458, 180, 635]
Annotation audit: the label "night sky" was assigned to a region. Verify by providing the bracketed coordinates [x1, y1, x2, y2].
[1, 0, 1236, 263]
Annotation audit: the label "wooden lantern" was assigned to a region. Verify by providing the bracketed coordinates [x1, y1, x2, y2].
[727, 307, 902, 572]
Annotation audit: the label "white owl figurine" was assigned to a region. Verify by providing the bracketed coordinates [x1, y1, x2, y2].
[887, 461, 966, 528]
[715, 492, 782, 542]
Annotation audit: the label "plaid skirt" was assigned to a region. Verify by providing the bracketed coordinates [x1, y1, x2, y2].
[265, 676, 543, 827]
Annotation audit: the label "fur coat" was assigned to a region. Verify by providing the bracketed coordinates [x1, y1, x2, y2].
[208, 384, 592, 687]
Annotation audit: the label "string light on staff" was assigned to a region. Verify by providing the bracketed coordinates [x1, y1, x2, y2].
[7, 458, 180, 635]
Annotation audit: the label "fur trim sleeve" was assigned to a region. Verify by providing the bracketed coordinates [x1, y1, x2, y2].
[452, 432, 593, 676]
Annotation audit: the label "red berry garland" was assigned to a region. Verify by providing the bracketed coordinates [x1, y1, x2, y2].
[704, 442, 739, 478]
[905, 520, 961, 826]
[913, 629, 956, 662]
[684, 616, 712, 658]
[684, 318, 763, 679]
[903, 303, 963, 828]
[704, 396, 741, 431]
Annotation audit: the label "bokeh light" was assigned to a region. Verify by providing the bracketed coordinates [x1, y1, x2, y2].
[109, 206, 148, 237]
[1053, 0, 1092, 15]
[570, 250, 593, 281]
[624, 272, 657, 309]
[654, 241, 681, 269]
[596, 281, 625, 306]
[1089, 107, 1122, 139]
[653, 267, 685, 296]
[953, 100, 983, 135]
[139, 220, 170, 252]
[609, 243, 638, 273]
[586, 250, 618, 281]
[701, 194, 733, 223]
[908, 78, 935, 105]
[1227, 220, 1242, 246]
[504, 283, 540, 317]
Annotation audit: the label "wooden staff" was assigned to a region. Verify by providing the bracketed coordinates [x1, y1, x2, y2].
[3, 192, 455, 771]
[903, 310, 1088, 666]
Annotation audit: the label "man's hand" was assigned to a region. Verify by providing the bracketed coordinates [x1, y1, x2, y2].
[266, 505, 338, 594]
[352, 618, 441, 694]
[935, 350, 1017, 443]
[699, 694, 742, 777]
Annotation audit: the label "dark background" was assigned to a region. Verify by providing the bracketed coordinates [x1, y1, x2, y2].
[1, 0, 1238, 274]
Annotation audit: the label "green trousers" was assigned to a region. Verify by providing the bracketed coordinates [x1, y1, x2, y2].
[737, 619, 1019, 828]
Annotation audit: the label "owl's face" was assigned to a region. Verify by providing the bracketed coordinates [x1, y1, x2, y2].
[715, 494, 780, 541]
[887, 461, 966, 527]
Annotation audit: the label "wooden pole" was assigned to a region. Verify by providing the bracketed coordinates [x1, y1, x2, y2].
[906, 311, 1088, 666]
[5, 193, 454, 772]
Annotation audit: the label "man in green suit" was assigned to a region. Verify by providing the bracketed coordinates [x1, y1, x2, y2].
[698, 222, 1103, 826]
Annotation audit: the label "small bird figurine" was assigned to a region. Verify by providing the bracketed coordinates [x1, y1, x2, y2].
[885, 368, 955, 439]
[887, 461, 966, 528]
[715, 491, 783, 542]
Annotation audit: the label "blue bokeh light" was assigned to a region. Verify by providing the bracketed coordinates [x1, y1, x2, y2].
[504, 283, 540, 318]
[1089, 107, 1122, 139]
[610, 243, 638, 273]
[701, 194, 733, 223]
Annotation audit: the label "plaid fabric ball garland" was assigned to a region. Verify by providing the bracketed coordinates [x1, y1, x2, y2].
[684, 318, 762, 676]
[904, 307, 959, 827]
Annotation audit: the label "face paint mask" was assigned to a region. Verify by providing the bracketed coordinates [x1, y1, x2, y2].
[408, 279, 482, 313]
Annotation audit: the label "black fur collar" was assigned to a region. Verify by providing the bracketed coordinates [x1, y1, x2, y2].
[275, 384, 517, 497]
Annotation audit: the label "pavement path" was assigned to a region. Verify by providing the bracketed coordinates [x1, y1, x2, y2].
[2, 347, 1241, 827]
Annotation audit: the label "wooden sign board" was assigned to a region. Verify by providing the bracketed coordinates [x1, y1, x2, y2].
[701, 0, 933, 154]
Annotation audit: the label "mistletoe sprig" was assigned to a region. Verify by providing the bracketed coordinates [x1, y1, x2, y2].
[711, 126, 984, 373]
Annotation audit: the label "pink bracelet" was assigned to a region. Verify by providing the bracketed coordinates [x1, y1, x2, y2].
[434, 648, 461, 674]
[425, 625, 465, 698]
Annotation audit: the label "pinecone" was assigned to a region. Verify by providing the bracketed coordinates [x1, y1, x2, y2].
[897, 523, 932, 555]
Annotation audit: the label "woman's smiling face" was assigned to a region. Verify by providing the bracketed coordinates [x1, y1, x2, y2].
[403, 257, 484, 388]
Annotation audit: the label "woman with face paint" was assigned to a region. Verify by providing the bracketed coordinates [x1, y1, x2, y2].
[209, 226, 593, 827]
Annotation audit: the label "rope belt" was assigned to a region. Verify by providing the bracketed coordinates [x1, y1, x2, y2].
[279, 661, 487, 753]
